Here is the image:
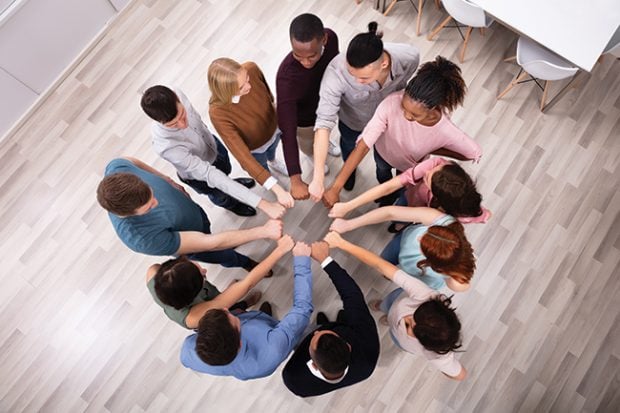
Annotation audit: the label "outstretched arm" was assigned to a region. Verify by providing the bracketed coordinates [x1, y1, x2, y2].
[329, 175, 404, 218]
[184, 235, 295, 328]
[176, 219, 282, 255]
[330, 206, 444, 234]
[322, 140, 370, 207]
[324, 232, 399, 281]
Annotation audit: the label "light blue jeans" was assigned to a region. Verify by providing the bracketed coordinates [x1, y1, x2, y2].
[252, 133, 280, 172]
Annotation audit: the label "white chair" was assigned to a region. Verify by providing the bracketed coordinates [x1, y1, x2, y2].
[427, 0, 493, 62]
[497, 36, 579, 111]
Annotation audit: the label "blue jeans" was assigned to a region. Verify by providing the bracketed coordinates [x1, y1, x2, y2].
[381, 231, 403, 265]
[179, 137, 246, 210]
[373, 149, 403, 205]
[252, 133, 280, 173]
[338, 121, 361, 189]
[186, 209, 251, 268]
[380, 287, 406, 351]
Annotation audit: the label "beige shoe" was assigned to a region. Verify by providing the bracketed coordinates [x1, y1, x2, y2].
[379, 315, 389, 326]
[368, 299, 382, 312]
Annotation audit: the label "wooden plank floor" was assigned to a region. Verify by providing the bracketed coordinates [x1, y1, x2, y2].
[0, 0, 619, 412]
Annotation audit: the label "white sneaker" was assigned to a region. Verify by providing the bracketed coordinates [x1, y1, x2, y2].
[268, 159, 288, 175]
[328, 140, 341, 157]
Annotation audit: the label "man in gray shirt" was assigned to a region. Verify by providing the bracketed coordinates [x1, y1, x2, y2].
[308, 22, 420, 202]
[141, 85, 285, 219]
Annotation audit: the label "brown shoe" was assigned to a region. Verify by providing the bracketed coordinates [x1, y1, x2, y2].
[243, 258, 273, 278]
[242, 290, 261, 308]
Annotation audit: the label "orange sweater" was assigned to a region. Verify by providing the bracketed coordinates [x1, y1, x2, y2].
[209, 62, 278, 185]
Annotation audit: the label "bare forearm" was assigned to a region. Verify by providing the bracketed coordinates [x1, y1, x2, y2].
[176, 227, 263, 255]
[313, 128, 330, 183]
[338, 239, 398, 280]
[347, 177, 403, 211]
[332, 141, 369, 189]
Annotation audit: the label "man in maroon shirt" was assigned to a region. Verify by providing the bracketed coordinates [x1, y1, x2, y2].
[276, 13, 340, 200]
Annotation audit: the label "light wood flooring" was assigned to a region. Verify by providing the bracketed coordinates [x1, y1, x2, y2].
[0, 0, 619, 412]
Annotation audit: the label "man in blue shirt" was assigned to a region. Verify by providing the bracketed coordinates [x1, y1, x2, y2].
[97, 157, 282, 268]
[180, 237, 314, 380]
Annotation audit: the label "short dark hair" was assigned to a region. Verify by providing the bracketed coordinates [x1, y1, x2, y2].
[313, 333, 351, 375]
[404, 56, 467, 112]
[141, 85, 179, 123]
[413, 295, 462, 354]
[346, 22, 384, 68]
[96, 173, 152, 216]
[290, 13, 324, 42]
[195, 309, 240, 366]
[430, 162, 482, 217]
[154, 257, 203, 310]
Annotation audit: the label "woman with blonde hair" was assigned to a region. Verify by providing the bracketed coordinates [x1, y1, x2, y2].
[208, 58, 294, 208]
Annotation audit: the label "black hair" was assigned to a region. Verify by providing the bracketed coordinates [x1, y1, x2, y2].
[195, 309, 240, 366]
[430, 162, 483, 217]
[289, 13, 324, 42]
[313, 333, 351, 375]
[413, 295, 462, 354]
[153, 257, 203, 310]
[404, 56, 467, 112]
[141, 85, 179, 123]
[346, 22, 384, 68]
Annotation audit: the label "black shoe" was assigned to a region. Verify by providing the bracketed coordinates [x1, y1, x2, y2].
[316, 311, 329, 325]
[228, 203, 257, 217]
[387, 222, 411, 234]
[243, 258, 273, 277]
[336, 309, 346, 323]
[259, 301, 272, 316]
[343, 170, 356, 191]
[234, 177, 256, 189]
[375, 192, 399, 207]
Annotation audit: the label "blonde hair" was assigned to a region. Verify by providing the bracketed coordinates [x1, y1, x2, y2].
[208, 58, 242, 105]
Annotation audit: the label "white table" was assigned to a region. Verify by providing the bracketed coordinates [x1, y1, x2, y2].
[470, 0, 620, 72]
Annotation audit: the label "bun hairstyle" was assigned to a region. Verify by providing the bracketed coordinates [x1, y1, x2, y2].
[430, 162, 483, 218]
[418, 221, 475, 285]
[346, 22, 384, 68]
[404, 56, 467, 112]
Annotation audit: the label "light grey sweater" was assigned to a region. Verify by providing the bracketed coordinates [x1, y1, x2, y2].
[314, 42, 420, 132]
[151, 89, 261, 208]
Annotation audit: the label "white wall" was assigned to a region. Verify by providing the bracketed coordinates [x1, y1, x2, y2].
[0, 0, 128, 139]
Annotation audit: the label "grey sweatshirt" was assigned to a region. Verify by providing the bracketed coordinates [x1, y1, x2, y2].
[151, 90, 261, 208]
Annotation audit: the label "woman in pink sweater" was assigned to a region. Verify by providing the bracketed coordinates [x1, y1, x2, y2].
[322, 56, 481, 208]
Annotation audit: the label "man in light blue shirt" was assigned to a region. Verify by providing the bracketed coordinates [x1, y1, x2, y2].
[180, 239, 313, 380]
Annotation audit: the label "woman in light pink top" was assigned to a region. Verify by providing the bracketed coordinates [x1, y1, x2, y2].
[330, 157, 491, 225]
[323, 56, 481, 208]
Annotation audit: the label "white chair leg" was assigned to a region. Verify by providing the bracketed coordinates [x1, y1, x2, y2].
[460, 26, 473, 63]
[497, 70, 529, 100]
[540, 81, 550, 111]
[416, 0, 424, 36]
[428, 15, 452, 40]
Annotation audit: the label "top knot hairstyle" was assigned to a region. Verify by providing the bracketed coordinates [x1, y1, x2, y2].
[290, 13, 324, 42]
[346, 22, 384, 68]
[405, 56, 467, 112]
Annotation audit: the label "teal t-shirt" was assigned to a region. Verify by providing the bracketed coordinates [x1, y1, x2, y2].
[105, 158, 210, 256]
[147, 276, 220, 328]
[398, 214, 456, 290]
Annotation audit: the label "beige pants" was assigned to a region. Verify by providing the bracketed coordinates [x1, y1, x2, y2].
[296, 126, 315, 158]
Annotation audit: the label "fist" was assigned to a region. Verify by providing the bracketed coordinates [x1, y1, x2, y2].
[329, 218, 350, 234]
[277, 234, 295, 252]
[290, 179, 310, 200]
[292, 241, 311, 256]
[324, 231, 344, 248]
[329, 202, 349, 218]
[308, 179, 324, 203]
[277, 191, 295, 209]
[263, 219, 283, 240]
[310, 241, 330, 262]
[322, 186, 340, 208]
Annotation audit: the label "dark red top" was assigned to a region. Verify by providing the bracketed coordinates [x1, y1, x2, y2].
[276, 28, 339, 176]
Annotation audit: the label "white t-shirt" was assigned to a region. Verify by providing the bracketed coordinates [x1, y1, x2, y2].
[388, 270, 463, 377]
